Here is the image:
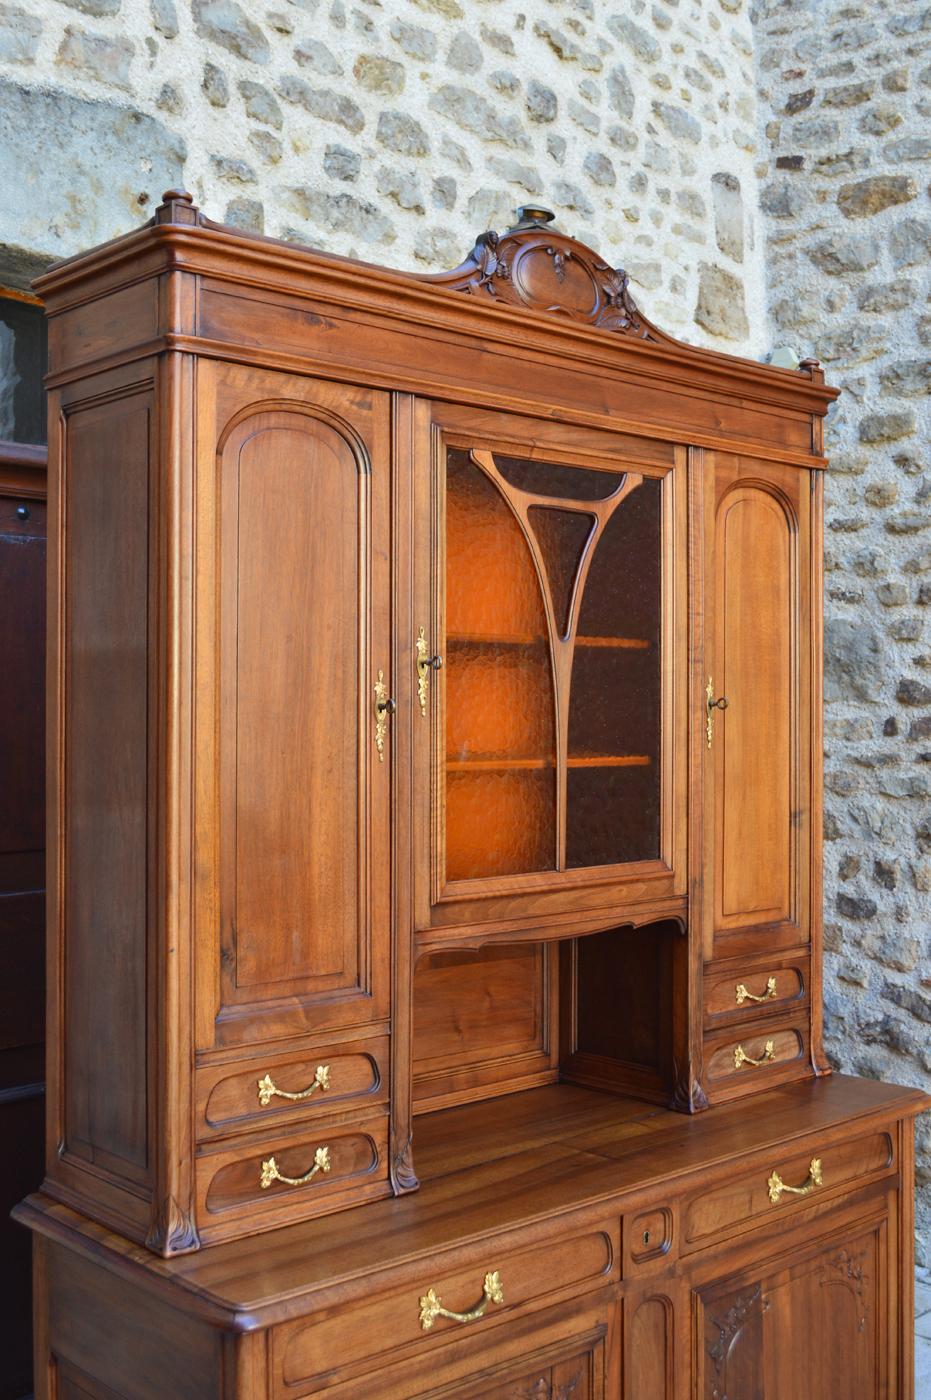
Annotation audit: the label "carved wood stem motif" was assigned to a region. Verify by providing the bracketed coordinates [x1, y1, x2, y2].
[707, 1284, 769, 1400]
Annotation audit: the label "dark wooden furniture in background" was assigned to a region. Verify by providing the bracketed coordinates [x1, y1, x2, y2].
[14, 194, 929, 1398]
[0, 285, 48, 1400]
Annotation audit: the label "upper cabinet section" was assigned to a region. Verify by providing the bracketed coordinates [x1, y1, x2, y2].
[411, 404, 687, 947]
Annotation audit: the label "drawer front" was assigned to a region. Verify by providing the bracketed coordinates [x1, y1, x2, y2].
[195, 1037, 388, 1140]
[195, 1116, 390, 1244]
[683, 1129, 894, 1251]
[704, 956, 808, 1026]
[276, 1293, 616, 1400]
[275, 1224, 617, 1394]
[704, 1020, 809, 1102]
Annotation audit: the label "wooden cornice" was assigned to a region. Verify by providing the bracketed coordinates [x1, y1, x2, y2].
[34, 191, 839, 428]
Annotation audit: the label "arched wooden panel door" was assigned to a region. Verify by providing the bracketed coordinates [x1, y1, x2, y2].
[703, 453, 812, 960]
[194, 366, 392, 1052]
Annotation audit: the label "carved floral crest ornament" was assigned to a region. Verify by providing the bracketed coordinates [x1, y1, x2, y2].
[430, 205, 663, 340]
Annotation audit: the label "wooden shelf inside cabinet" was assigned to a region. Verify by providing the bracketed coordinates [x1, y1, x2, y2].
[446, 754, 652, 772]
[447, 632, 650, 650]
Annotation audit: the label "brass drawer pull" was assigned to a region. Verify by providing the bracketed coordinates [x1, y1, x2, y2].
[374, 671, 395, 762]
[735, 977, 778, 1005]
[768, 1157, 823, 1204]
[260, 1145, 331, 1190]
[419, 1270, 504, 1331]
[257, 1064, 330, 1107]
[734, 1039, 775, 1070]
[416, 626, 442, 717]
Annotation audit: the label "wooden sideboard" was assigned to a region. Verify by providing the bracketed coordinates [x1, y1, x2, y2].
[14, 192, 929, 1398]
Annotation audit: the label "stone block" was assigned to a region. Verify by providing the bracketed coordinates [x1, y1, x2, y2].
[0, 80, 185, 258]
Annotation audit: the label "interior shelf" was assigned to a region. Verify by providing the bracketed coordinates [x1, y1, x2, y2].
[446, 754, 651, 772]
[447, 631, 650, 650]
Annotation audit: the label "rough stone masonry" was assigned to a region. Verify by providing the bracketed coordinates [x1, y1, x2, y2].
[0, 0, 928, 1257]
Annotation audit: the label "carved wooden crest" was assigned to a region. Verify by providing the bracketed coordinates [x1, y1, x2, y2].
[431, 206, 667, 342]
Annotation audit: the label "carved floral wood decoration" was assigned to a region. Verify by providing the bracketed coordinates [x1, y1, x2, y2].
[431, 205, 670, 341]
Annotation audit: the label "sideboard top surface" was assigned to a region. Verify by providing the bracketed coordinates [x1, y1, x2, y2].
[16, 1074, 927, 1332]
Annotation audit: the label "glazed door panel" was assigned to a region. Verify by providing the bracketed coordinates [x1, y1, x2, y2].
[412, 403, 687, 943]
[703, 453, 811, 956]
[696, 1221, 885, 1399]
[195, 364, 391, 1049]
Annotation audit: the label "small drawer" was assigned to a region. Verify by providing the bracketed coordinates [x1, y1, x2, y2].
[274, 1223, 618, 1395]
[683, 1129, 894, 1251]
[195, 1037, 388, 1140]
[194, 1115, 390, 1244]
[704, 1021, 808, 1103]
[704, 956, 808, 1026]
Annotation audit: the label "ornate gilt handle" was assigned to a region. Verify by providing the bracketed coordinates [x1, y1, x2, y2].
[419, 1270, 504, 1331]
[257, 1064, 330, 1107]
[260, 1145, 331, 1190]
[416, 626, 442, 717]
[374, 671, 395, 762]
[735, 977, 778, 1006]
[768, 1157, 823, 1204]
[734, 1039, 776, 1070]
[706, 675, 729, 749]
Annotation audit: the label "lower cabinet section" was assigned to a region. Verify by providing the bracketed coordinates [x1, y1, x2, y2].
[22, 1083, 924, 1400]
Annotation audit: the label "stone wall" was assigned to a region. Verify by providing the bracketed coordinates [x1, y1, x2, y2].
[754, 0, 931, 1262]
[0, 0, 766, 351]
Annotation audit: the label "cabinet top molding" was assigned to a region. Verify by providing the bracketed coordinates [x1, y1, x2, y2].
[34, 189, 838, 425]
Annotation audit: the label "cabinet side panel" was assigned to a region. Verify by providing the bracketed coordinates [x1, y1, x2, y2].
[62, 395, 151, 1183]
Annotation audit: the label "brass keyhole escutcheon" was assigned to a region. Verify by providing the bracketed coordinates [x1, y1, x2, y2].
[706, 676, 729, 748]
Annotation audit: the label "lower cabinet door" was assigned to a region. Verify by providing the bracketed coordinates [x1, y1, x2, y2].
[695, 1219, 886, 1400]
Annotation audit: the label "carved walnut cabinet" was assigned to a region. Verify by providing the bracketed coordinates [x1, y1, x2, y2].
[14, 193, 928, 1399]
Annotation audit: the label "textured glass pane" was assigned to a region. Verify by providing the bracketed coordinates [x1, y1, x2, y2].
[527, 506, 594, 639]
[566, 477, 661, 867]
[495, 453, 624, 501]
[445, 449, 556, 880]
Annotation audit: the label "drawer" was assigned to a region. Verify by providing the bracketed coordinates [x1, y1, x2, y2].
[194, 1115, 390, 1245]
[704, 955, 808, 1027]
[195, 1036, 388, 1140]
[683, 1128, 895, 1252]
[274, 1222, 618, 1394]
[704, 1020, 809, 1103]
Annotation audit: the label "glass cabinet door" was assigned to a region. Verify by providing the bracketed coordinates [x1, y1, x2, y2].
[413, 406, 685, 937]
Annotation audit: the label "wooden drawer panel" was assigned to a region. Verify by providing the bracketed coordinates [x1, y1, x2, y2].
[683, 1128, 894, 1252]
[194, 1116, 390, 1245]
[275, 1225, 617, 1394]
[704, 955, 808, 1026]
[704, 1020, 809, 1103]
[195, 1037, 387, 1141]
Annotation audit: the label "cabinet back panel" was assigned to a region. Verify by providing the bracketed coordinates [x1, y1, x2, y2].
[412, 944, 558, 1110]
[62, 396, 152, 1183]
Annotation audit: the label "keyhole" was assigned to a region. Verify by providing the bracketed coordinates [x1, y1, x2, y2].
[643, 1230, 651, 1246]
